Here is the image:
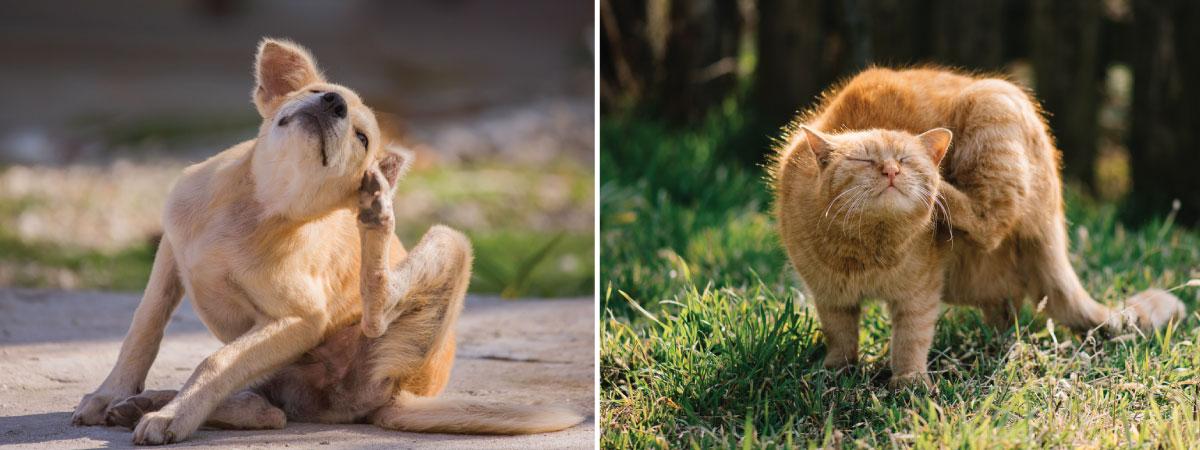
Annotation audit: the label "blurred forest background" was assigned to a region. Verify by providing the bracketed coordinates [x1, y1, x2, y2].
[0, 0, 594, 298]
[600, 0, 1200, 447]
[602, 0, 1200, 224]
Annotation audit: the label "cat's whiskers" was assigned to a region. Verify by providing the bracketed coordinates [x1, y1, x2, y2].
[821, 184, 869, 234]
[934, 191, 953, 242]
[842, 185, 875, 234]
[909, 183, 940, 239]
[822, 185, 866, 219]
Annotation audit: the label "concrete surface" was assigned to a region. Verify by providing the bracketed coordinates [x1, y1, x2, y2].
[0, 289, 595, 449]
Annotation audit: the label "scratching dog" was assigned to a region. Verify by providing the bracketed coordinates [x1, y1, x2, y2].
[71, 38, 583, 445]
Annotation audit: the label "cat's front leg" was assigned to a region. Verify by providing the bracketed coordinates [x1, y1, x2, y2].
[814, 300, 861, 369]
[886, 293, 940, 389]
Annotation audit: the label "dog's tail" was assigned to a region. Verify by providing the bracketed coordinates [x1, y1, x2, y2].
[372, 391, 585, 435]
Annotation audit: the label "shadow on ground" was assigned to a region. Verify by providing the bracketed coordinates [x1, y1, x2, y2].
[0, 289, 594, 449]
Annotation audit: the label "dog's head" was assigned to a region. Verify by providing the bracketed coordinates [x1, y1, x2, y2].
[248, 38, 409, 219]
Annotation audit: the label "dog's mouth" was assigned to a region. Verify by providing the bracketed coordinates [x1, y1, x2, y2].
[279, 111, 331, 167]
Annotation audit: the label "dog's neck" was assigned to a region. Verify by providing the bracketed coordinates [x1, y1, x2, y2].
[247, 139, 356, 223]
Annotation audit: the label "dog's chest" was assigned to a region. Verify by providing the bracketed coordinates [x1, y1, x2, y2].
[171, 218, 360, 342]
[176, 247, 261, 342]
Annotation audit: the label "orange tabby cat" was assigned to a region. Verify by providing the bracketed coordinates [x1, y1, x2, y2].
[771, 67, 1186, 387]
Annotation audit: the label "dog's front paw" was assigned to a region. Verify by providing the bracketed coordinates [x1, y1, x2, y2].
[133, 410, 193, 445]
[72, 388, 133, 426]
[357, 169, 394, 229]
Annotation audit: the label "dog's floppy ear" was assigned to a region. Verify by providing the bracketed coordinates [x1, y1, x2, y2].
[252, 38, 324, 118]
[377, 144, 415, 190]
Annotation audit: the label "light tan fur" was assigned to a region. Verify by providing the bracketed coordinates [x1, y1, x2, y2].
[71, 39, 582, 444]
[771, 67, 1187, 387]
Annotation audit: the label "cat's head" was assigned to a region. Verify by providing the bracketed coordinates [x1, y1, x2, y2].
[798, 126, 951, 222]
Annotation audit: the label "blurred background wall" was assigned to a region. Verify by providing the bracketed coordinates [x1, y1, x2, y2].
[601, 0, 1200, 226]
[0, 0, 595, 297]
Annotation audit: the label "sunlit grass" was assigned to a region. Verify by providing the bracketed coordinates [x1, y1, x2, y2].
[600, 107, 1200, 448]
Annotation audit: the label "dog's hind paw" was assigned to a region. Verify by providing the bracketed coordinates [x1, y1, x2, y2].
[105, 395, 153, 429]
[357, 169, 394, 229]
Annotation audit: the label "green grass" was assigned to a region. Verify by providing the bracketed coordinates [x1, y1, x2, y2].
[600, 106, 1200, 448]
[0, 160, 593, 298]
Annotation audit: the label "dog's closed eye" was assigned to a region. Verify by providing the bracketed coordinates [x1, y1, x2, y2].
[355, 131, 369, 149]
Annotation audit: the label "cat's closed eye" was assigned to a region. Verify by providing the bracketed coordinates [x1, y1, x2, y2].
[846, 157, 874, 163]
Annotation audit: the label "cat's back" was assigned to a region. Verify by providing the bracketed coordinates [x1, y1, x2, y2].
[811, 67, 982, 134]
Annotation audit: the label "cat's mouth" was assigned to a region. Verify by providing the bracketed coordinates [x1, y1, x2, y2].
[878, 185, 904, 196]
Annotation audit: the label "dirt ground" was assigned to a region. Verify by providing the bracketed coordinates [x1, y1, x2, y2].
[0, 289, 595, 449]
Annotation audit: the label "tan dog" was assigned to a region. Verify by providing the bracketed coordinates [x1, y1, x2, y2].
[70, 39, 583, 444]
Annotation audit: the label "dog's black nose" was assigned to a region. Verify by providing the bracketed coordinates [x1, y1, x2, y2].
[322, 92, 347, 118]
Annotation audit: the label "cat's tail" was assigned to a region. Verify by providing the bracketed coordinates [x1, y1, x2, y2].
[1114, 288, 1188, 334]
[371, 391, 585, 435]
[1034, 233, 1186, 335]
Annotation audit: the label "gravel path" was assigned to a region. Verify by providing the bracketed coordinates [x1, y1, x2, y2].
[0, 289, 594, 449]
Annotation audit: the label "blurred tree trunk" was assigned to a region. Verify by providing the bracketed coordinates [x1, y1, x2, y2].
[600, 0, 654, 112]
[1128, 0, 1200, 224]
[753, 0, 836, 127]
[868, 0, 926, 64]
[1031, 0, 1102, 190]
[658, 0, 741, 123]
[928, 0, 1007, 69]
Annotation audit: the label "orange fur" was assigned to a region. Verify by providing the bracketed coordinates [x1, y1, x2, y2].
[771, 67, 1186, 387]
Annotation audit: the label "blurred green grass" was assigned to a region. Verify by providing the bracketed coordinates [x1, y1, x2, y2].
[600, 105, 1200, 448]
[0, 159, 593, 298]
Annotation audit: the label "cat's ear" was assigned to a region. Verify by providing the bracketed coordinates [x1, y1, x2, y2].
[917, 128, 952, 165]
[799, 126, 836, 168]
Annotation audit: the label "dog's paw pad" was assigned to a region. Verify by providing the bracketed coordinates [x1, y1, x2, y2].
[357, 171, 394, 228]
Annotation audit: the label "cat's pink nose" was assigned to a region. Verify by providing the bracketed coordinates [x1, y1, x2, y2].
[882, 164, 900, 185]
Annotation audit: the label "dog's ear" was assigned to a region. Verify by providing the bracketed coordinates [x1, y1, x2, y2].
[377, 145, 415, 190]
[252, 38, 324, 118]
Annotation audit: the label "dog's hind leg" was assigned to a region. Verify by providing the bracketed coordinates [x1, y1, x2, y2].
[354, 155, 580, 435]
[357, 159, 471, 393]
[105, 389, 286, 431]
[357, 151, 409, 338]
[362, 225, 472, 392]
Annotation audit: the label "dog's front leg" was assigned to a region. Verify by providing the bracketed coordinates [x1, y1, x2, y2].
[73, 240, 184, 426]
[131, 311, 325, 445]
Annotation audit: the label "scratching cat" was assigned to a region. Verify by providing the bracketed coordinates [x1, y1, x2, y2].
[771, 67, 1186, 387]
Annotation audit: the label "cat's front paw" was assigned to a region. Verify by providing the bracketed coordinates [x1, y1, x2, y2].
[888, 372, 932, 390]
[822, 352, 857, 370]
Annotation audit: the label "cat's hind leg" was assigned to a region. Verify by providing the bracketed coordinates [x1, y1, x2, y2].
[939, 81, 1035, 251]
[979, 299, 1019, 331]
